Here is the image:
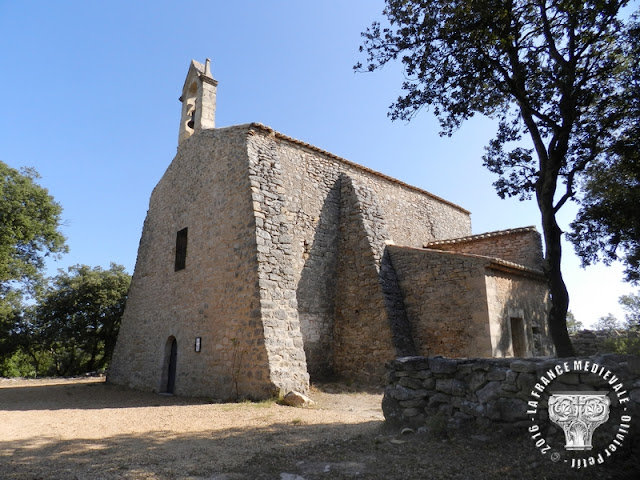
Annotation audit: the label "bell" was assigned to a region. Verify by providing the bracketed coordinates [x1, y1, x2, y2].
[187, 105, 196, 129]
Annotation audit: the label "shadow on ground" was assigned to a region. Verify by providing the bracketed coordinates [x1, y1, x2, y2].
[2, 421, 639, 480]
[1, 379, 639, 479]
[0, 379, 210, 411]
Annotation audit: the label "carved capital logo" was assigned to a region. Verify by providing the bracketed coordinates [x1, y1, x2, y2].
[526, 360, 632, 470]
[548, 392, 610, 451]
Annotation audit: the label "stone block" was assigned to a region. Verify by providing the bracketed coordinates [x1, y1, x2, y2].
[468, 371, 487, 391]
[487, 368, 507, 381]
[388, 385, 427, 401]
[413, 370, 433, 380]
[456, 364, 474, 375]
[459, 400, 485, 417]
[501, 383, 519, 393]
[429, 357, 458, 374]
[471, 363, 491, 372]
[399, 398, 427, 409]
[476, 381, 502, 404]
[580, 373, 605, 387]
[509, 360, 537, 373]
[486, 398, 527, 422]
[422, 377, 436, 390]
[399, 376, 424, 390]
[428, 392, 451, 406]
[438, 404, 454, 416]
[282, 390, 315, 407]
[516, 373, 536, 392]
[393, 356, 430, 371]
[450, 411, 475, 429]
[436, 378, 467, 396]
[402, 407, 422, 417]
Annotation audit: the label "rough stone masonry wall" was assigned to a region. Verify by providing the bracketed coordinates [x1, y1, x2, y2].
[246, 129, 310, 394]
[261, 125, 471, 381]
[387, 246, 493, 358]
[426, 227, 544, 270]
[332, 176, 401, 383]
[485, 269, 553, 357]
[388, 245, 552, 359]
[272, 126, 472, 251]
[110, 127, 274, 399]
[383, 355, 640, 442]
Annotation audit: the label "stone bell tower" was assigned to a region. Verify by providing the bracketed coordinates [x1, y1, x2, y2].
[178, 58, 217, 145]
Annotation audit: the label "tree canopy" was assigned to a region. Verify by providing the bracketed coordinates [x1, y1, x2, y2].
[1, 264, 131, 377]
[619, 291, 640, 329]
[35, 263, 131, 375]
[356, 0, 637, 356]
[0, 161, 67, 305]
[1, 161, 67, 357]
[568, 18, 640, 284]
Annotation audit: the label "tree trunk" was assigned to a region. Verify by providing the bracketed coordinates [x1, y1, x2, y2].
[538, 171, 575, 357]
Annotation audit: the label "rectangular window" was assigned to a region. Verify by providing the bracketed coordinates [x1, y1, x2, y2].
[175, 227, 188, 271]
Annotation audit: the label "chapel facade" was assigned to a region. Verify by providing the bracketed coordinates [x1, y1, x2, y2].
[108, 59, 553, 399]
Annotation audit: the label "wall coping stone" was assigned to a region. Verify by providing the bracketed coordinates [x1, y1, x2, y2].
[424, 226, 538, 247]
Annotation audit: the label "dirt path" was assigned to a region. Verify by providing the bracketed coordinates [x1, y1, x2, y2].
[1, 377, 637, 479]
[0, 377, 383, 479]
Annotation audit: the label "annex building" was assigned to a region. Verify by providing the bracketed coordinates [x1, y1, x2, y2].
[108, 59, 553, 399]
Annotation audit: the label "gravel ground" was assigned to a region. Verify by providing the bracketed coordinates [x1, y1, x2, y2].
[1, 377, 638, 479]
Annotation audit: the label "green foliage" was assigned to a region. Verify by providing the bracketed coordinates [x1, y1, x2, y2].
[0, 161, 67, 358]
[569, 152, 640, 283]
[594, 292, 640, 354]
[601, 332, 640, 355]
[619, 292, 640, 329]
[356, 0, 637, 356]
[566, 311, 583, 334]
[0, 161, 67, 298]
[35, 264, 131, 375]
[594, 313, 621, 332]
[0, 264, 131, 377]
[568, 18, 640, 284]
[0, 350, 39, 378]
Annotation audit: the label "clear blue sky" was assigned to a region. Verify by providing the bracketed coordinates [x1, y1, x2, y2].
[0, 0, 633, 327]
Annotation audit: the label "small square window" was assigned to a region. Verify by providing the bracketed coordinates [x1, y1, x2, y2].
[175, 227, 188, 271]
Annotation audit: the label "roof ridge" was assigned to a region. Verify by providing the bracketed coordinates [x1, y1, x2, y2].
[247, 123, 470, 215]
[424, 226, 538, 247]
[388, 244, 545, 279]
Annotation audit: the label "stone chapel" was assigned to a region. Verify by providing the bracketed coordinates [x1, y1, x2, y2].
[108, 59, 554, 399]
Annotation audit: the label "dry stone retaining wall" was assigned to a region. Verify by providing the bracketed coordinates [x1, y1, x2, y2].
[384, 355, 640, 442]
[571, 329, 636, 357]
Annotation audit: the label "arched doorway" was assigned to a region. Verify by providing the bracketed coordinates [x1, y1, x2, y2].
[162, 336, 178, 394]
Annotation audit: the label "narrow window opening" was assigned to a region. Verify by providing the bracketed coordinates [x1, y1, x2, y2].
[175, 227, 188, 271]
[510, 317, 527, 357]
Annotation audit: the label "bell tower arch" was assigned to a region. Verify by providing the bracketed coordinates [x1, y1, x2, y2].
[178, 58, 218, 146]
